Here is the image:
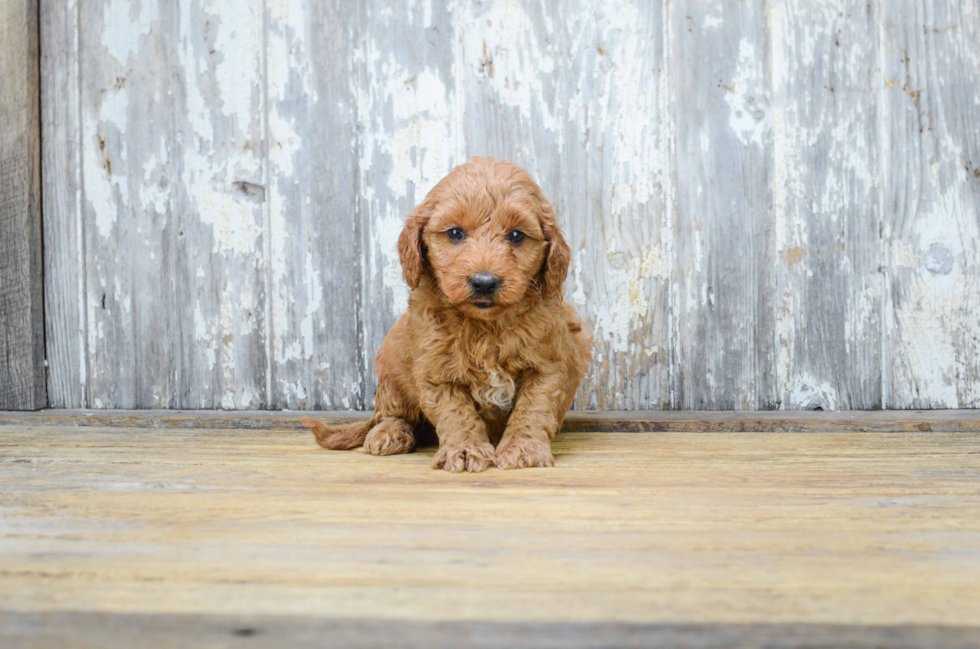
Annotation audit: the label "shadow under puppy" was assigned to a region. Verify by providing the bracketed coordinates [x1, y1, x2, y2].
[302, 158, 592, 472]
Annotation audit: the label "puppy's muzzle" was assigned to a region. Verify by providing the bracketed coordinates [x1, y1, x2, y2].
[469, 272, 500, 305]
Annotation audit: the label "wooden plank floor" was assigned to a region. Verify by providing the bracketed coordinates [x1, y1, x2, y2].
[1, 412, 979, 647]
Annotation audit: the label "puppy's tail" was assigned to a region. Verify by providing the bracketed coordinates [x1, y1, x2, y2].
[301, 416, 377, 450]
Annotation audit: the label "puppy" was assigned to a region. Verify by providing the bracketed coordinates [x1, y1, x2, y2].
[302, 158, 592, 472]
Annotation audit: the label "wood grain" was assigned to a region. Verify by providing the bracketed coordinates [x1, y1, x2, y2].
[770, 0, 882, 409]
[0, 0, 46, 411]
[354, 0, 460, 410]
[171, 0, 269, 408]
[557, 0, 671, 410]
[267, 0, 362, 410]
[454, 1, 672, 410]
[76, 0, 176, 407]
[671, 1, 776, 409]
[0, 422, 978, 645]
[880, 0, 980, 408]
[33, 0, 980, 411]
[40, 0, 85, 409]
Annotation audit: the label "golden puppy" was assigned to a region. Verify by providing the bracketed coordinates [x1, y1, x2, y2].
[302, 158, 591, 471]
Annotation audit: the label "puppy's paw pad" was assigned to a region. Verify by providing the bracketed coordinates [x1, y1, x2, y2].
[432, 441, 496, 473]
[495, 437, 554, 470]
[364, 420, 416, 456]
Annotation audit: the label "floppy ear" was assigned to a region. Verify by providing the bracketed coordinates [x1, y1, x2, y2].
[539, 202, 571, 299]
[397, 201, 431, 289]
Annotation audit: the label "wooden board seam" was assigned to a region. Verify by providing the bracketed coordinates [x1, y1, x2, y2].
[0, 409, 977, 433]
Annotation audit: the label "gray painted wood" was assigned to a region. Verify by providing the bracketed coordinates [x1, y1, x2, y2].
[455, 0, 671, 410]
[769, 0, 882, 409]
[40, 0, 85, 408]
[0, 0, 46, 410]
[33, 0, 980, 411]
[671, 1, 777, 409]
[454, 0, 570, 398]
[75, 0, 175, 407]
[55, 0, 273, 408]
[353, 0, 461, 409]
[171, 0, 269, 409]
[556, 1, 671, 410]
[880, 0, 980, 408]
[266, 0, 362, 410]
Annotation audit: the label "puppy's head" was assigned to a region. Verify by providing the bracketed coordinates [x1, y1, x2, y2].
[398, 158, 570, 319]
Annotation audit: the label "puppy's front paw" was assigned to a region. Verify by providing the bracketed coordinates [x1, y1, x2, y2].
[495, 436, 554, 469]
[432, 440, 496, 473]
[364, 418, 416, 456]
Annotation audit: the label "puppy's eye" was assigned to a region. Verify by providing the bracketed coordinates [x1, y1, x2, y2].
[447, 228, 465, 241]
[507, 230, 526, 244]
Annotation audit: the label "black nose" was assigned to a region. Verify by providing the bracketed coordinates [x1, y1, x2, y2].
[469, 272, 500, 296]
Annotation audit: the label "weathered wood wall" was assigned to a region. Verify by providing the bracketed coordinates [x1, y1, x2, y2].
[38, 0, 980, 411]
[1, 0, 46, 410]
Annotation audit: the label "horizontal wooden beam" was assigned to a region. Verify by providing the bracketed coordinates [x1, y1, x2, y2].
[2, 611, 977, 649]
[1, 409, 978, 433]
[0, 0, 46, 410]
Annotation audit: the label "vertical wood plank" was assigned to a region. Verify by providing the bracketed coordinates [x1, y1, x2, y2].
[671, 1, 777, 410]
[769, 0, 882, 410]
[0, 0, 46, 410]
[880, 0, 980, 408]
[172, 0, 269, 408]
[266, 0, 361, 409]
[72, 0, 270, 408]
[556, 0, 671, 409]
[354, 0, 461, 408]
[40, 0, 86, 408]
[456, 0, 671, 410]
[78, 0, 176, 407]
[456, 0, 562, 183]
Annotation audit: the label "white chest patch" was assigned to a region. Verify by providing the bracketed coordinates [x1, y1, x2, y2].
[472, 369, 516, 412]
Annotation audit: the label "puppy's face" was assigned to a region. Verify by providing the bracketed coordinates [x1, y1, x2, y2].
[423, 190, 548, 318]
[398, 159, 570, 320]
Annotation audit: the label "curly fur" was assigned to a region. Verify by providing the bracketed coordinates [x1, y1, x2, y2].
[303, 158, 592, 472]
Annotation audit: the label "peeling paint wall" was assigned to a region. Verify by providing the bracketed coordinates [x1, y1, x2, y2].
[41, 0, 980, 410]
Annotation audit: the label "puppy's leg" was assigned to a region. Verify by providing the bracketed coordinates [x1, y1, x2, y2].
[361, 372, 420, 456]
[502, 326, 590, 468]
[495, 366, 568, 469]
[423, 384, 495, 473]
[302, 371, 419, 455]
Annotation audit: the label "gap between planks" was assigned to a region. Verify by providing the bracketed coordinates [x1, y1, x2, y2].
[0, 409, 977, 433]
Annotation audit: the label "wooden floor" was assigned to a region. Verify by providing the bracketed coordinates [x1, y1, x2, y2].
[1, 411, 979, 648]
